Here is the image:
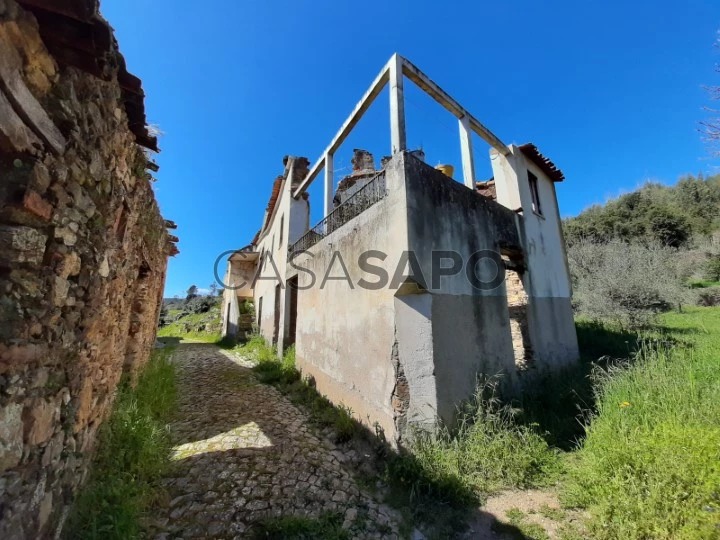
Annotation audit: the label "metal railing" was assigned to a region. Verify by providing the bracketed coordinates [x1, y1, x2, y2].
[289, 171, 387, 258]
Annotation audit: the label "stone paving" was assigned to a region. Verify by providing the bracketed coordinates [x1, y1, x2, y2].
[151, 343, 402, 539]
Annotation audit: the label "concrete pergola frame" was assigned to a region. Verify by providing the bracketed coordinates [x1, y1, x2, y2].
[292, 53, 511, 217]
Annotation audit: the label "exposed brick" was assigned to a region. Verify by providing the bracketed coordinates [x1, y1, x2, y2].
[22, 190, 53, 220]
[22, 398, 56, 446]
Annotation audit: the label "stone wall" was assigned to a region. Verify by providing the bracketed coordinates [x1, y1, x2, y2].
[0, 1, 173, 538]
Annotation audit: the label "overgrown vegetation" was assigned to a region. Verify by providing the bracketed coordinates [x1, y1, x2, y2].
[516, 319, 643, 451]
[65, 347, 177, 539]
[563, 308, 720, 539]
[404, 379, 560, 501]
[561, 173, 720, 329]
[160, 284, 222, 327]
[233, 300, 720, 539]
[568, 239, 690, 327]
[557, 171, 720, 537]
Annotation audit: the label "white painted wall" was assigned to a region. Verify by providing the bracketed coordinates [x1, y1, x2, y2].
[221, 258, 256, 338]
[490, 145, 578, 366]
[491, 145, 571, 298]
[294, 158, 409, 439]
[253, 160, 311, 350]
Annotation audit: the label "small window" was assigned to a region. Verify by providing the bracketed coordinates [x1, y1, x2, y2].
[528, 171, 542, 216]
[278, 215, 284, 248]
[257, 297, 263, 326]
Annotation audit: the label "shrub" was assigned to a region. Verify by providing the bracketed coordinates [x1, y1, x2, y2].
[567, 239, 689, 328]
[645, 205, 689, 247]
[238, 300, 254, 315]
[696, 286, 720, 306]
[703, 254, 720, 281]
[184, 295, 217, 314]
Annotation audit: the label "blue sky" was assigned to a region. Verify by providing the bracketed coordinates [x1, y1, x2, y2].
[103, 0, 720, 298]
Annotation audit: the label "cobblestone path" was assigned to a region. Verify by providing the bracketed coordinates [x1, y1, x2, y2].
[152, 343, 402, 539]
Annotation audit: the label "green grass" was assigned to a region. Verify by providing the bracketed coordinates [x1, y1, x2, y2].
[157, 311, 221, 343]
[250, 340, 300, 384]
[374, 382, 561, 536]
[515, 319, 644, 450]
[494, 508, 550, 540]
[249, 511, 350, 539]
[64, 347, 177, 539]
[687, 278, 720, 289]
[404, 379, 561, 502]
[562, 307, 720, 539]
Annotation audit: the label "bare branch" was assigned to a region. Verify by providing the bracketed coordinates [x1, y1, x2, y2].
[700, 33, 720, 156]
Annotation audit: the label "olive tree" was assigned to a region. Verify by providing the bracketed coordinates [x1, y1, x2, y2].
[567, 239, 690, 328]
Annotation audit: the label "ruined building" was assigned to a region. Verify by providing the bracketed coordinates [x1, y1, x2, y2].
[0, 1, 175, 537]
[223, 55, 579, 444]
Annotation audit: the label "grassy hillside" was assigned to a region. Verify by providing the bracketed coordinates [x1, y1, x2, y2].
[157, 304, 222, 343]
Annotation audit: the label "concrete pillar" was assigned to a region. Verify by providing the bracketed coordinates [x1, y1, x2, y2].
[394, 292, 436, 440]
[458, 115, 475, 190]
[490, 146, 523, 212]
[324, 152, 333, 218]
[389, 54, 406, 155]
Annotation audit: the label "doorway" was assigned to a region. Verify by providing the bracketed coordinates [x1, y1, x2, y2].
[286, 276, 298, 347]
[273, 284, 281, 345]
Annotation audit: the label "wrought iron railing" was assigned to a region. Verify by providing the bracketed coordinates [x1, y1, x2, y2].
[289, 171, 387, 258]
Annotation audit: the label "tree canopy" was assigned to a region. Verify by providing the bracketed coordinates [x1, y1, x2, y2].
[563, 174, 720, 247]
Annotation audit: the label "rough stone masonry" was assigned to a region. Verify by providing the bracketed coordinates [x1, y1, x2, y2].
[0, 1, 176, 537]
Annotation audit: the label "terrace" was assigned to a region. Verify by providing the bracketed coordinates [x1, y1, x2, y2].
[288, 53, 510, 257]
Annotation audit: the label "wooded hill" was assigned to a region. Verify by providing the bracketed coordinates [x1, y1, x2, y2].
[563, 173, 720, 247]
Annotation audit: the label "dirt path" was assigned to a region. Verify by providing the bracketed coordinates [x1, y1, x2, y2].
[150, 343, 402, 539]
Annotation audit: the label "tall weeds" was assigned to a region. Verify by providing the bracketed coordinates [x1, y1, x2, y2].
[64, 347, 177, 539]
[564, 309, 720, 538]
[405, 378, 560, 503]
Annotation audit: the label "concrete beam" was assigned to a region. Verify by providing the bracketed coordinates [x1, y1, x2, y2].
[389, 53, 407, 155]
[458, 115, 475, 189]
[293, 61, 391, 198]
[400, 57, 509, 155]
[292, 53, 510, 199]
